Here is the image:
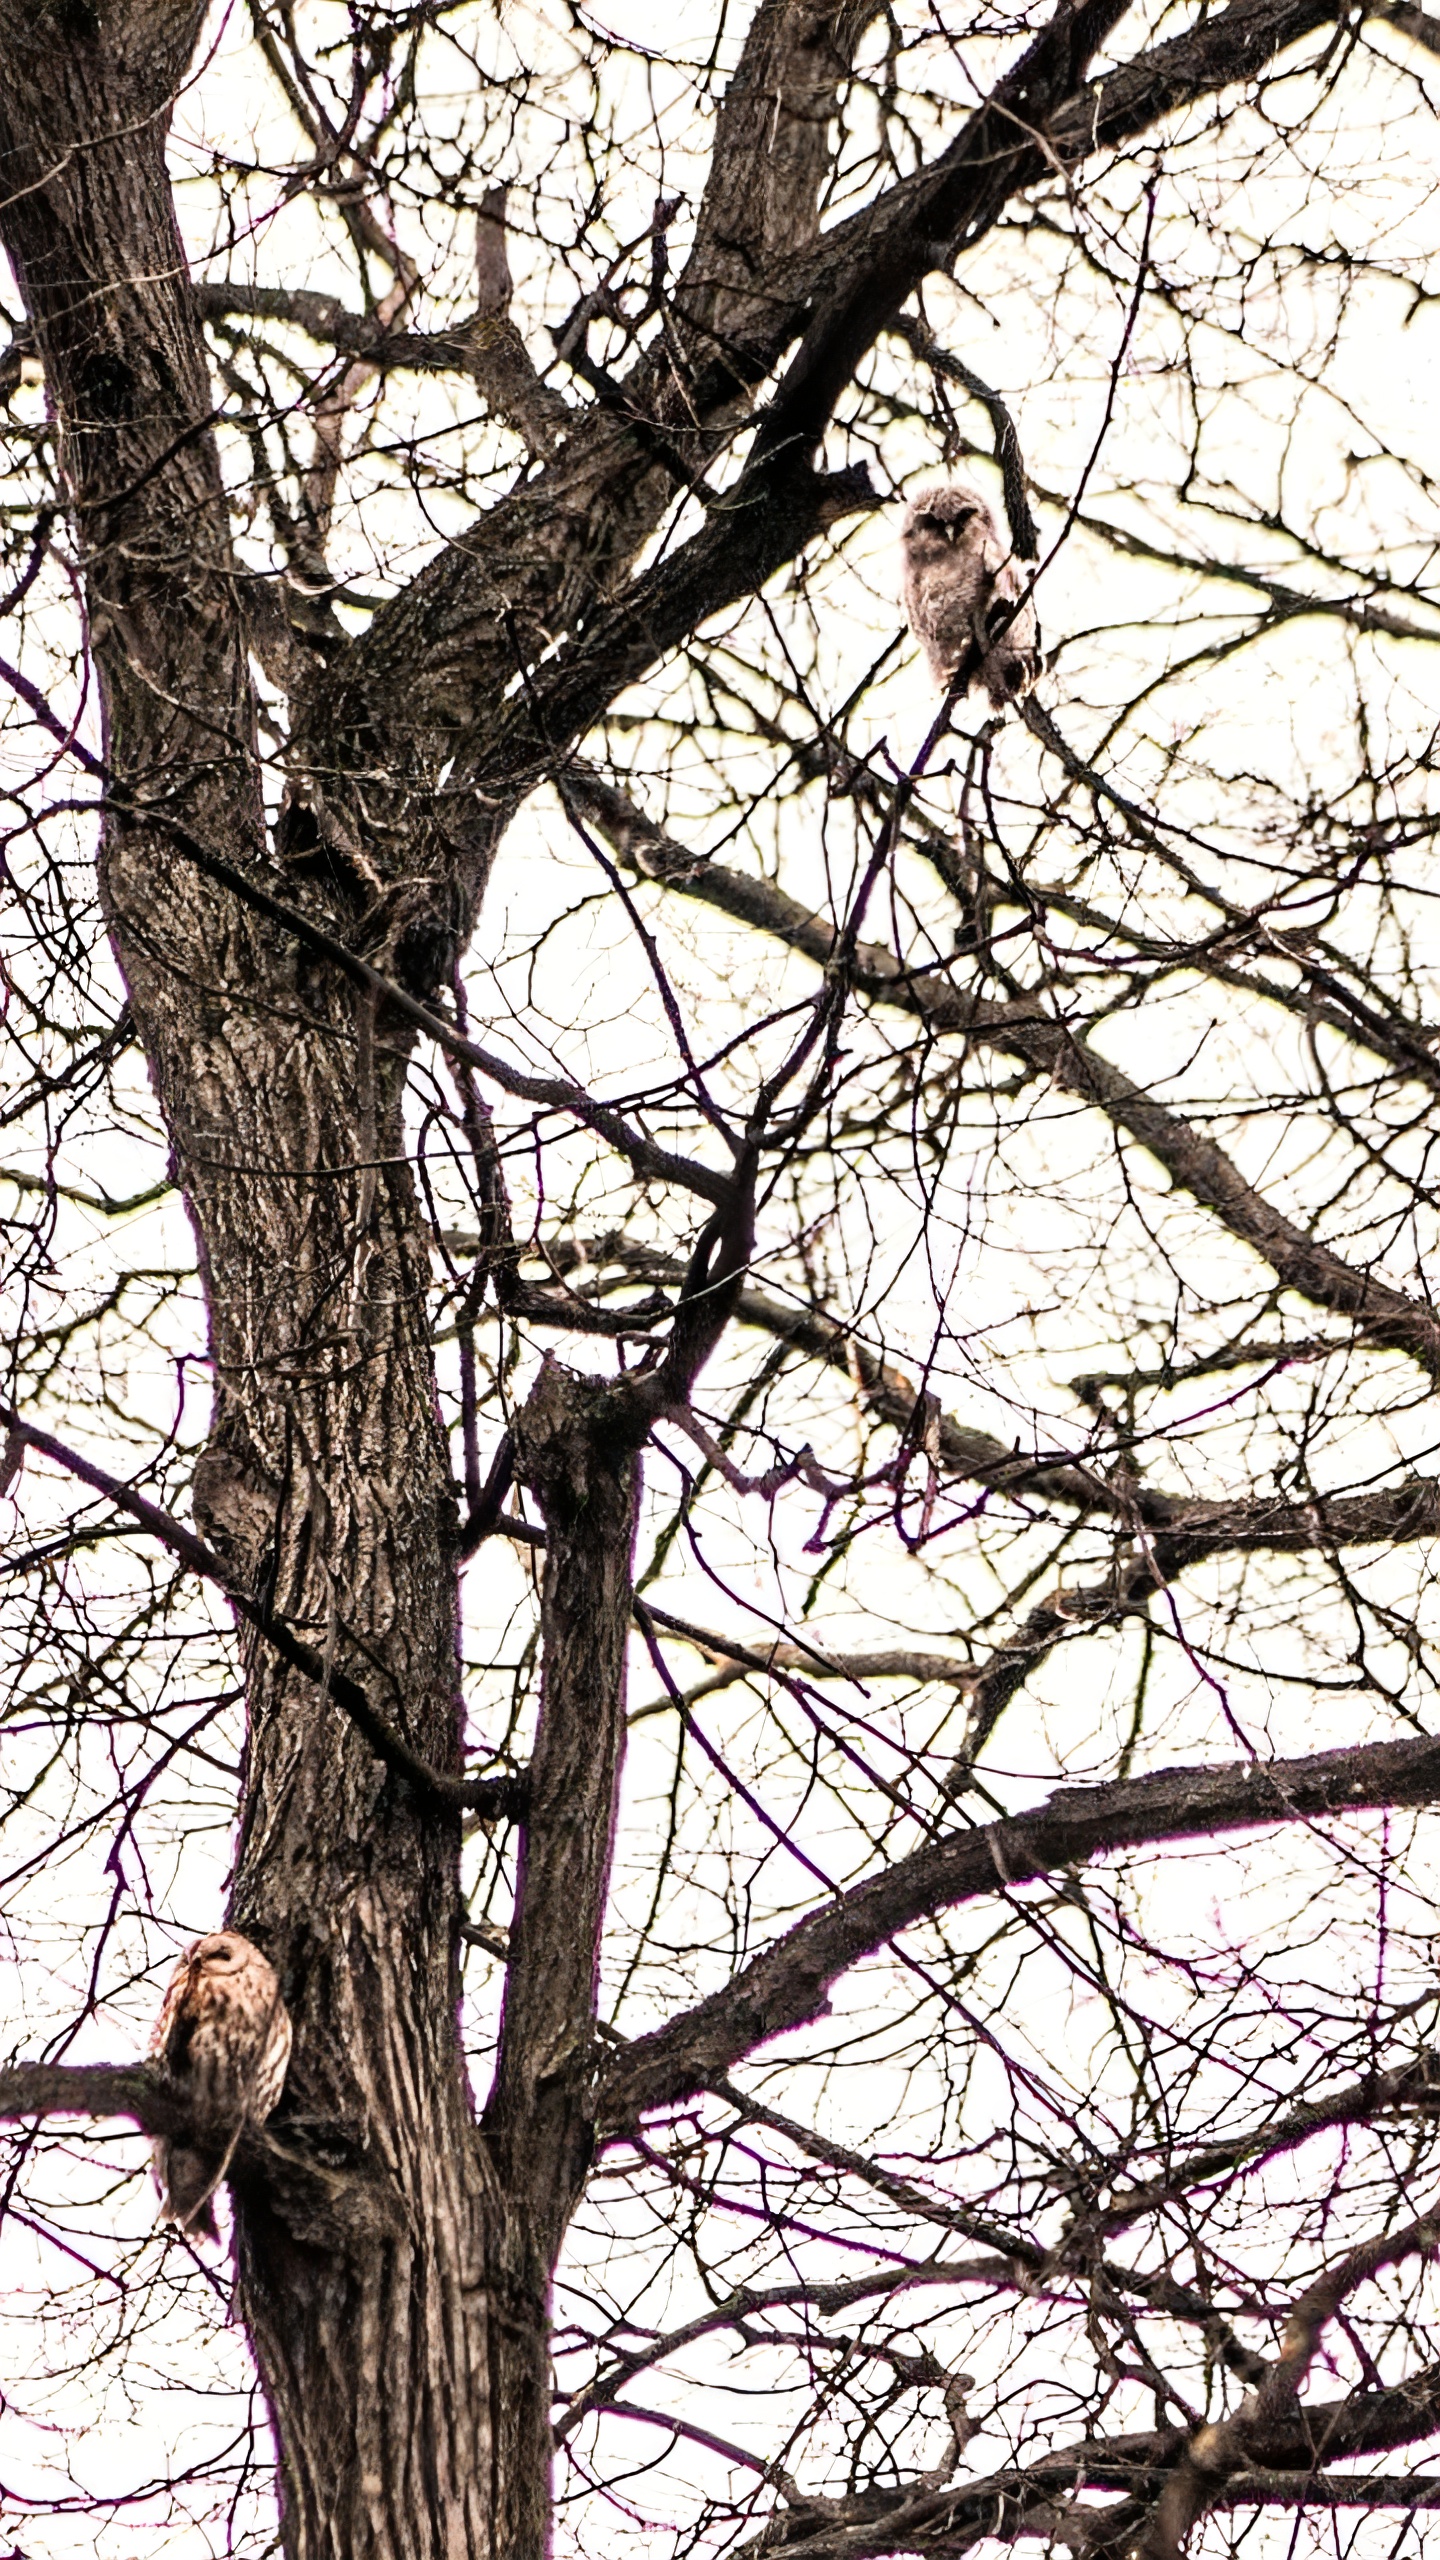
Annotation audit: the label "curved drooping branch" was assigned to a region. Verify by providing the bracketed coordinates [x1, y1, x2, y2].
[1124, 2205, 1440, 2560]
[600, 1724, 1440, 2127]
[572, 781, 1440, 1381]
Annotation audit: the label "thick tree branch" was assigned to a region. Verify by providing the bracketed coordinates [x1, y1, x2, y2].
[486, 1362, 647, 2252]
[750, 0, 1139, 470]
[466, 188, 572, 455]
[732, 2366, 1440, 2560]
[0, 2060, 189, 2139]
[1375, 0, 1440, 50]
[1052, 0, 1359, 161]
[600, 1725, 1440, 2127]
[306, 0, 1352, 852]
[1126, 2202, 1440, 2560]
[469, 460, 883, 820]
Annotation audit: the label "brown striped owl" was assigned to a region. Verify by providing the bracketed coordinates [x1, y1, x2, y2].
[149, 1931, 291, 2238]
[901, 481, 1040, 709]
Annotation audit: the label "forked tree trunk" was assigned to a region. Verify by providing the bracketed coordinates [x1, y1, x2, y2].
[0, 2, 914, 2547]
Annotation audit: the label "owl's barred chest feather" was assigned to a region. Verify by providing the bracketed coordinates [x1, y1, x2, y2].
[156, 1977, 286, 2112]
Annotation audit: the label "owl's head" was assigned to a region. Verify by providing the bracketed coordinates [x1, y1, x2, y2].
[901, 482, 996, 555]
[186, 1932, 250, 1975]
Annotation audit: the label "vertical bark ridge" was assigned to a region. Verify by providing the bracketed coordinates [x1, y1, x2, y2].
[491, 1365, 644, 2217]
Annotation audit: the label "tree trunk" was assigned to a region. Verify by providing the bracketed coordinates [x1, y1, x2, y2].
[0, 23, 542, 2556]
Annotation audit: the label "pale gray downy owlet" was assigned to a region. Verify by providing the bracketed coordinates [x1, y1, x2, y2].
[900, 481, 1041, 709]
[149, 1931, 292, 2238]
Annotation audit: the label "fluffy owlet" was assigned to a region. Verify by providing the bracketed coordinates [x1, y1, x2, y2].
[901, 481, 1041, 709]
[149, 1930, 292, 2238]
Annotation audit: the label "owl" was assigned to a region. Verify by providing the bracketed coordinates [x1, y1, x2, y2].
[901, 482, 1041, 708]
[149, 1931, 291, 2238]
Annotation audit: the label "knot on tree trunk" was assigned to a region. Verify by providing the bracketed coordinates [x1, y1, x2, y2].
[191, 1431, 280, 1591]
[512, 1354, 649, 1536]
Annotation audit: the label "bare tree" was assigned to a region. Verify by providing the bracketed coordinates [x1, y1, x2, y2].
[3, 3, 1440, 2558]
